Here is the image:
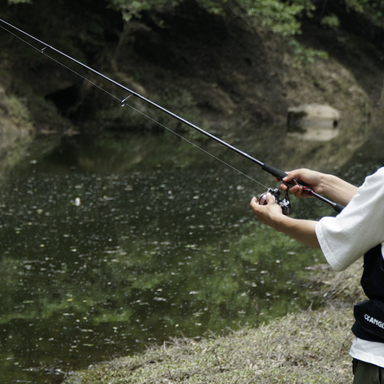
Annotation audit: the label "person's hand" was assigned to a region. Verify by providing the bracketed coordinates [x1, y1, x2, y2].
[250, 193, 320, 248]
[278, 168, 324, 198]
[250, 193, 283, 228]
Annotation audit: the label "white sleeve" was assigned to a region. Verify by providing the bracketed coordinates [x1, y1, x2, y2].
[315, 168, 384, 271]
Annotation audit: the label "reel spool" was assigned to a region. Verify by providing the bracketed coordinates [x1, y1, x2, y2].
[258, 188, 291, 216]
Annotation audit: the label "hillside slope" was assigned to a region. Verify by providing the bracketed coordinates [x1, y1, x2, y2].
[0, 0, 383, 171]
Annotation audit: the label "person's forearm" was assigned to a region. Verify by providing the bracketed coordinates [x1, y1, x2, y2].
[320, 174, 358, 206]
[272, 215, 320, 249]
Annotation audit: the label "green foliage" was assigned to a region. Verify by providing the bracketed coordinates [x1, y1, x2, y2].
[345, 0, 370, 13]
[7, 0, 384, 37]
[105, 0, 324, 65]
[108, 0, 179, 20]
[105, 0, 384, 41]
[330, 0, 384, 29]
[289, 39, 328, 68]
[7, 0, 32, 3]
[107, 0, 315, 36]
[321, 14, 340, 29]
[358, 0, 384, 27]
[238, 0, 315, 36]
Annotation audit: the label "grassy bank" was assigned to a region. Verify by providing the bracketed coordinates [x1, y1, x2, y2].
[63, 261, 365, 383]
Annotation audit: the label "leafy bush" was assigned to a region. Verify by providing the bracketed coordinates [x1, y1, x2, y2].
[107, 0, 315, 36]
[320, 14, 340, 29]
[8, 0, 384, 37]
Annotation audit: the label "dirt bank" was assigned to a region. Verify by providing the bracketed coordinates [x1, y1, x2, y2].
[0, 0, 383, 172]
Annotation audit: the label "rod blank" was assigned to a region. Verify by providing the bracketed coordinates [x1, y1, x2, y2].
[0, 18, 343, 213]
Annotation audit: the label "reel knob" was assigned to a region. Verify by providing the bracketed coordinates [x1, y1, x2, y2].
[257, 188, 291, 216]
[258, 192, 274, 206]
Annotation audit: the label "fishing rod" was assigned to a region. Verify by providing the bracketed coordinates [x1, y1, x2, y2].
[0, 18, 343, 214]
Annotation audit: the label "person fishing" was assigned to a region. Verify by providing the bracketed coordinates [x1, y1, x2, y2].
[4, 17, 383, 380]
[250, 167, 384, 383]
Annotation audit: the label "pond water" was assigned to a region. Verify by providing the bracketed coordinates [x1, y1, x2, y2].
[0, 132, 379, 384]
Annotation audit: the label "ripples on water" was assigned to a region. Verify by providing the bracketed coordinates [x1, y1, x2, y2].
[2, 133, 365, 383]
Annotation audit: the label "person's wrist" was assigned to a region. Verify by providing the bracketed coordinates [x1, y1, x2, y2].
[320, 173, 339, 196]
[270, 211, 288, 232]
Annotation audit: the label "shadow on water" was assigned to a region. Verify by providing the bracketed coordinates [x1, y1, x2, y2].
[1, 130, 379, 384]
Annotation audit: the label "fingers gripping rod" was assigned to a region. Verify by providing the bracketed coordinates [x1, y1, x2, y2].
[261, 164, 343, 213]
[0, 18, 343, 213]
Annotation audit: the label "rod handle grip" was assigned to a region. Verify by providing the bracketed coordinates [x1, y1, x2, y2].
[261, 163, 287, 180]
[262, 163, 344, 214]
[333, 203, 344, 213]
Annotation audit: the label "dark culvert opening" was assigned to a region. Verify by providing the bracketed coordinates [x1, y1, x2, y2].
[45, 84, 84, 121]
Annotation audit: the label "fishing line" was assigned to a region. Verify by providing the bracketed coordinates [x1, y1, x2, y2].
[0, 18, 266, 168]
[124, 103, 269, 189]
[0, 18, 268, 190]
[0, 18, 344, 213]
[0, 22, 122, 103]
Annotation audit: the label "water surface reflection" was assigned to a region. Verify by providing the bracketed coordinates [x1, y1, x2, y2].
[1, 133, 329, 383]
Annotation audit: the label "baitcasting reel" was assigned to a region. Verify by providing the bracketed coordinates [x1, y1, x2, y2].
[258, 188, 291, 216]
